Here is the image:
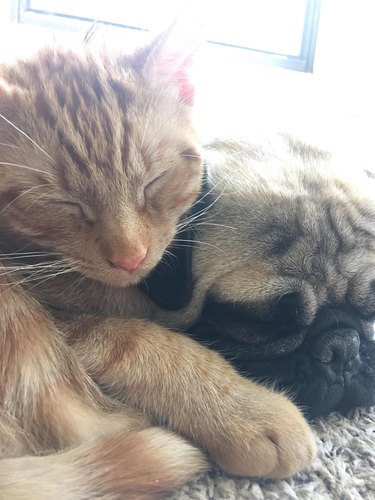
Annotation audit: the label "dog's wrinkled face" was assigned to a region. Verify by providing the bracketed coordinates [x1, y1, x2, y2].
[145, 134, 375, 417]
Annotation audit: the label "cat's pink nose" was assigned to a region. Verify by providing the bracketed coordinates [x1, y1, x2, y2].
[108, 248, 147, 271]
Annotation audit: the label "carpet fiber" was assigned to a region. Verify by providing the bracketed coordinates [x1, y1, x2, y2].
[170, 407, 375, 499]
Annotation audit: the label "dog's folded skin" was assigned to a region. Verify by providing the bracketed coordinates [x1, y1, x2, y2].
[143, 134, 375, 417]
[190, 310, 375, 417]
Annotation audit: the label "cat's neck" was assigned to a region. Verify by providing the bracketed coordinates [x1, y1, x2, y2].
[32, 270, 157, 319]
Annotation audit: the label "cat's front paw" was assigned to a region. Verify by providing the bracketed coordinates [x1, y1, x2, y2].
[209, 385, 316, 479]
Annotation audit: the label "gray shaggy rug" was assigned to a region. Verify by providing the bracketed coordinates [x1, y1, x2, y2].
[170, 406, 375, 499]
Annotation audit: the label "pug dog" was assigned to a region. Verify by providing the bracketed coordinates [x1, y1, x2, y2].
[142, 132, 375, 418]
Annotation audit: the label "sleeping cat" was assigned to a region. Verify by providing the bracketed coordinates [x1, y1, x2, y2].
[0, 26, 315, 498]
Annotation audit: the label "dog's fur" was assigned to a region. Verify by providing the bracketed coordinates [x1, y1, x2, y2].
[144, 132, 375, 417]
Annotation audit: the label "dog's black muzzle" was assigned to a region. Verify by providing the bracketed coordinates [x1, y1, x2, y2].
[189, 304, 375, 418]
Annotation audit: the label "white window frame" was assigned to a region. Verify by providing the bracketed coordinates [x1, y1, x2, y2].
[10, 0, 321, 72]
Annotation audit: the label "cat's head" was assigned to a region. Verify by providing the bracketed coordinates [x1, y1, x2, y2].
[0, 24, 203, 286]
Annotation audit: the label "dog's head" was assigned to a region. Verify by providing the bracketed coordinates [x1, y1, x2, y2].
[142, 133, 375, 417]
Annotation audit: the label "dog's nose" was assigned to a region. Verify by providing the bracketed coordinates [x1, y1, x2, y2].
[309, 307, 362, 364]
[311, 328, 360, 364]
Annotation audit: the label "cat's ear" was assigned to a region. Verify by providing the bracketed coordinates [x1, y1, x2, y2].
[135, 20, 204, 104]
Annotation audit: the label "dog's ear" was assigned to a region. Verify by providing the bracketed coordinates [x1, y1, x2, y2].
[140, 227, 194, 310]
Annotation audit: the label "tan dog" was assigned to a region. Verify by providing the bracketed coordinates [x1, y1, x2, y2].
[143, 132, 375, 417]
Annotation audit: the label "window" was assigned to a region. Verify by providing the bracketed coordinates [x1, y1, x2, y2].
[10, 0, 321, 72]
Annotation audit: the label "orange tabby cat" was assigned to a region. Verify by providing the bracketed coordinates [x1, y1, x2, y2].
[0, 26, 315, 498]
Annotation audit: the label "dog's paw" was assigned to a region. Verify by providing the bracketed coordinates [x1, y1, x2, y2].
[208, 384, 316, 479]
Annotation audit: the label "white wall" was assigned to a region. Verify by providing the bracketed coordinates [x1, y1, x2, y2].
[195, 0, 375, 150]
[0, 1, 373, 149]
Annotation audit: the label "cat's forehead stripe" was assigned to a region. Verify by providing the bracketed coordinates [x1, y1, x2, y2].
[37, 52, 136, 180]
[2, 48, 139, 181]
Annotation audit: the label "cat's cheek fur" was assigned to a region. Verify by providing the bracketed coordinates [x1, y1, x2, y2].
[162, 162, 202, 213]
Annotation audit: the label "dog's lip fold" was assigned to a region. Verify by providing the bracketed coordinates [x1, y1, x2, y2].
[191, 319, 309, 360]
[188, 301, 375, 416]
[308, 308, 362, 338]
[195, 297, 312, 358]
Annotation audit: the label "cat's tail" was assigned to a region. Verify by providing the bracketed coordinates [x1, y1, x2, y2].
[0, 427, 207, 499]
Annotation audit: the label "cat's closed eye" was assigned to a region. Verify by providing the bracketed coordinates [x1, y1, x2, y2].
[144, 171, 168, 195]
[180, 147, 201, 160]
[51, 200, 95, 224]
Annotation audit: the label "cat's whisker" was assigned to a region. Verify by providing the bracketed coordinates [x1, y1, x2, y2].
[178, 207, 209, 230]
[156, 259, 174, 274]
[0, 259, 73, 277]
[66, 272, 88, 295]
[225, 147, 253, 159]
[173, 237, 224, 252]
[0, 256, 75, 270]
[1, 261, 81, 293]
[139, 278, 150, 293]
[176, 216, 216, 237]
[0, 113, 55, 162]
[201, 174, 231, 200]
[16, 267, 82, 295]
[163, 249, 178, 261]
[169, 243, 195, 250]
[0, 161, 56, 179]
[12, 268, 74, 284]
[177, 176, 230, 231]
[223, 143, 274, 161]
[0, 263, 65, 274]
[194, 221, 237, 230]
[0, 142, 20, 149]
[177, 196, 222, 231]
[161, 249, 179, 269]
[0, 251, 58, 260]
[28, 265, 80, 281]
[0, 184, 51, 217]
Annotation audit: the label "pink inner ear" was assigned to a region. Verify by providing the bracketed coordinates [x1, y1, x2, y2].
[176, 72, 195, 104]
[173, 56, 195, 104]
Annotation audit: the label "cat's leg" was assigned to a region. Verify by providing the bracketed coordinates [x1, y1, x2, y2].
[0, 265, 136, 452]
[65, 316, 316, 479]
[0, 427, 206, 499]
[0, 268, 206, 496]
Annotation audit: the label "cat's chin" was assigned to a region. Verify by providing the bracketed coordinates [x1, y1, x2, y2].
[92, 271, 143, 288]
[80, 266, 150, 288]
